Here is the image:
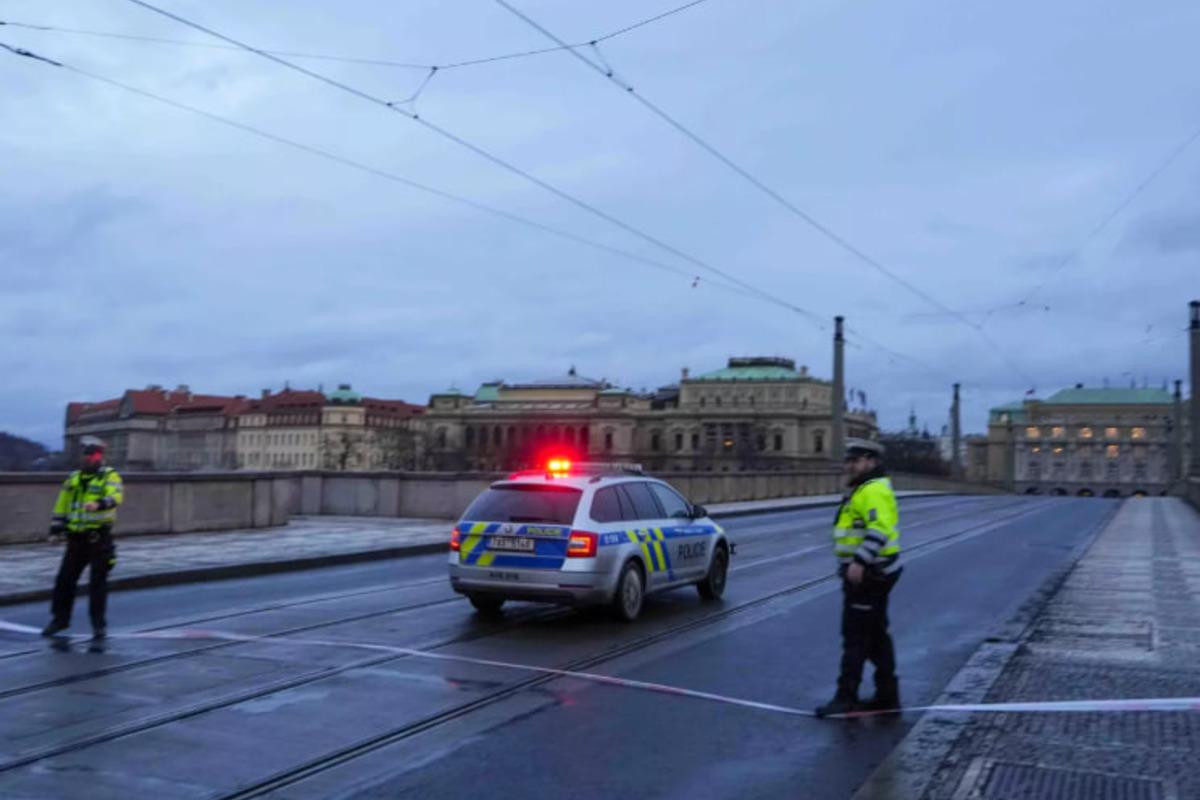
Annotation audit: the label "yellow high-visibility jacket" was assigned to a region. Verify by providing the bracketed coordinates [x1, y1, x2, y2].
[832, 476, 900, 573]
[51, 468, 124, 534]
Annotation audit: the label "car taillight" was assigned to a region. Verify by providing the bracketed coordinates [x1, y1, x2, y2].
[449, 529, 461, 552]
[566, 530, 597, 558]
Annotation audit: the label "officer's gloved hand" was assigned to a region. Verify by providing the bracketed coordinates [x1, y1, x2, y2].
[47, 525, 65, 544]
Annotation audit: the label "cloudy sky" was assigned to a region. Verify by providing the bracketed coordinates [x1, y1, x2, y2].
[2, 0, 1197, 448]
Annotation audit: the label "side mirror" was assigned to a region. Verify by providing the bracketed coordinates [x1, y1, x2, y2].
[691, 504, 708, 519]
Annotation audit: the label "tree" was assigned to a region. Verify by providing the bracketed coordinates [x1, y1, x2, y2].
[0, 433, 50, 471]
[323, 431, 365, 471]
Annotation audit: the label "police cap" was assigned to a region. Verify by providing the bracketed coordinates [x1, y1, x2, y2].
[80, 436, 108, 454]
[844, 438, 884, 460]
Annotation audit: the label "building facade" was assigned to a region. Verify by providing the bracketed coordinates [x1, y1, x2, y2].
[65, 384, 423, 472]
[66, 386, 248, 470]
[235, 385, 425, 471]
[967, 385, 1190, 497]
[421, 357, 878, 472]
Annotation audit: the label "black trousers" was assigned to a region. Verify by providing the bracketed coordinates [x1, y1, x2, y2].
[837, 567, 901, 697]
[50, 531, 112, 628]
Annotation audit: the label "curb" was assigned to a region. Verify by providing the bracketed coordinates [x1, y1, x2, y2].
[707, 491, 946, 520]
[851, 499, 1123, 800]
[0, 491, 954, 607]
[0, 542, 450, 607]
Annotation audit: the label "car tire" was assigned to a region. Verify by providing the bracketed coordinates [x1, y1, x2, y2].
[468, 595, 505, 615]
[611, 561, 645, 622]
[697, 544, 728, 601]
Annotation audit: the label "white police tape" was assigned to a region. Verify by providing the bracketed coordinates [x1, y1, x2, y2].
[4, 619, 1200, 719]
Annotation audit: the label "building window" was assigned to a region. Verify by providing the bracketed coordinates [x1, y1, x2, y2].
[813, 431, 825, 454]
[604, 431, 613, 452]
[1105, 427, 1119, 439]
[1025, 427, 1040, 439]
[774, 434, 783, 451]
[1134, 462, 1147, 480]
[1051, 426, 1064, 438]
[674, 433, 683, 451]
[723, 438, 734, 450]
[1080, 461, 1092, 479]
[1029, 460, 1041, 478]
[493, 427, 502, 447]
[465, 427, 475, 448]
[1031, 445, 1042, 454]
[1131, 427, 1146, 440]
[1106, 445, 1120, 459]
[699, 397, 706, 408]
[756, 434, 766, 451]
[1052, 446, 1064, 455]
[580, 427, 590, 449]
[691, 432, 700, 450]
[715, 397, 721, 407]
[651, 432, 661, 452]
[436, 428, 447, 448]
[1079, 427, 1094, 439]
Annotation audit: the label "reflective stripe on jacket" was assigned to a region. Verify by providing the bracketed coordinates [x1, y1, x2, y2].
[52, 468, 124, 533]
[832, 476, 900, 573]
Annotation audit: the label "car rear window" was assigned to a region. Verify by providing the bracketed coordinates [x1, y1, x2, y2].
[462, 484, 583, 525]
[619, 482, 664, 521]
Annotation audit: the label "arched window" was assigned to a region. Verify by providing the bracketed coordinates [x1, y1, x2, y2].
[813, 430, 825, 454]
[465, 427, 475, 447]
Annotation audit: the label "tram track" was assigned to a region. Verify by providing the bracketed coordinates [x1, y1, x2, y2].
[0, 497, 1047, 786]
[217, 499, 1051, 799]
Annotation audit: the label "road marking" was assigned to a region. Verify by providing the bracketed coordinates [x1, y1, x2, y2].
[4, 620, 1197, 721]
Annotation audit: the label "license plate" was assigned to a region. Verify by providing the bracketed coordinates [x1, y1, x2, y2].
[488, 536, 536, 552]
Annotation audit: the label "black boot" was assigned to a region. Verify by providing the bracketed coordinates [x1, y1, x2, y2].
[861, 679, 900, 713]
[815, 691, 860, 719]
[41, 620, 69, 638]
[91, 626, 107, 641]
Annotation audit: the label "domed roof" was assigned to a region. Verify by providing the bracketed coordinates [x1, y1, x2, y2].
[326, 383, 362, 405]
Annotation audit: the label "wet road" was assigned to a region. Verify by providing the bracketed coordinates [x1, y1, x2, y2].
[0, 496, 1117, 799]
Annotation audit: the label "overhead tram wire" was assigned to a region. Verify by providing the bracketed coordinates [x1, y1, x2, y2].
[0, 40, 782, 313]
[491, 0, 1039, 388]
[121, 0, 828, 329]
[1, 2, 718, 72]
[997, 118, 1200, 318]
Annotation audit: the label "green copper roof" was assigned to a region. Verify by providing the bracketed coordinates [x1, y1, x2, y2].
[1043, 387, 1174, 405]
[474, 383, 501, 403]
[691, 357, 810, 382]
[988, 400, 1027, 423]
[325, 383, 361, 404]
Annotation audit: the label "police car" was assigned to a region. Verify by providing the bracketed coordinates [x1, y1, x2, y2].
[447, 460, 730, 621]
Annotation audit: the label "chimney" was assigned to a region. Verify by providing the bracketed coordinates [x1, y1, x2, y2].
[800, 365, 809, 377]
[681, 367, 690, 381]
[261, 389, 270, 400]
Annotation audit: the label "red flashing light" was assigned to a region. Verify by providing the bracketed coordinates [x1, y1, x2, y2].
[566, 530, 598, 558]
[449, 529, 461, 552]
[546, 457, 573, 477]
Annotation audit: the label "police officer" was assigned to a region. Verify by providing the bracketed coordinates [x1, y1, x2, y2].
[816, 438, 902, 718]
[41, 436, 124, 640]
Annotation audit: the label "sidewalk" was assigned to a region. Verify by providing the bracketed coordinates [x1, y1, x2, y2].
[0, 492, 944, 606]
[858, 497, 1200, 800]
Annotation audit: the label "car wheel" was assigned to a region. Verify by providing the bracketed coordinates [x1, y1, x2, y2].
[611, 561, 644, 622]
[697, 544, 728, 601]
[469, 595, 505, 615]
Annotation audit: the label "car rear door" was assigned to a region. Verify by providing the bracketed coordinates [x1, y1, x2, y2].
[616, 481, 674, 588]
